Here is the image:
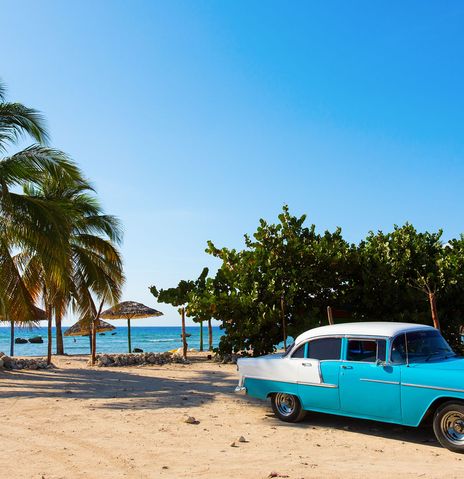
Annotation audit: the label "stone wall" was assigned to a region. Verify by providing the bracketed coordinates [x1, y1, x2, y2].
[0, 352, 50, 370]
[91, 351, 188, 367]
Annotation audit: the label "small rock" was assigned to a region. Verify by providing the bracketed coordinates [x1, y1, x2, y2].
[183, 416, 198, 424]
[237, 436, 247, 443]
[230, 441, 237, 447]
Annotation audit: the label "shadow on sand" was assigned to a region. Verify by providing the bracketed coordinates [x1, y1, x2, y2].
[0, 360, 440, 450]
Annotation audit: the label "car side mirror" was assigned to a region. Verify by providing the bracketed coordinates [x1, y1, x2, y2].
[375, 359, 387, 367]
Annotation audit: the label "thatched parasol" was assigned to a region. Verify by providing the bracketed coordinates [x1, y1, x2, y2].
[0, 306, 48, 357]
[64, 319, 115, 337]
[100, 301, 163, 352]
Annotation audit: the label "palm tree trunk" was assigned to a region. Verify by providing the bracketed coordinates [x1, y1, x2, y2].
[91, 300, 104, 366]
[199, 320, 204, 352]
[46, 304, 52, 365]
[9, 315, 14, 357]
[55, 305, 64, 355]
[208, 317, 213, 351]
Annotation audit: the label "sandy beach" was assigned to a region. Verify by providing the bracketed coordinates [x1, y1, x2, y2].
[1, 354, 463, 479]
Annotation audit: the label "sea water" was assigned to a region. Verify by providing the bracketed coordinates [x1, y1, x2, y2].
[0, 326, 224, 357]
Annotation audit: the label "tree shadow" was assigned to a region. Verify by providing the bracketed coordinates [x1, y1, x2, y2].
[0, 365, 237, 411]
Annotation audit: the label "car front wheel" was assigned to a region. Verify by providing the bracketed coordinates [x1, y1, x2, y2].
[433, 402, 464, 453]
[271, 393, 306, 423]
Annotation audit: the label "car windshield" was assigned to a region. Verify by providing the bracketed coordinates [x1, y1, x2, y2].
[406, 330, 455, 362]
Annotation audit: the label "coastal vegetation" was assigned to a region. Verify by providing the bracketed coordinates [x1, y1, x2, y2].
[0, 79, 124, 362]
[167, 206, 464, 357]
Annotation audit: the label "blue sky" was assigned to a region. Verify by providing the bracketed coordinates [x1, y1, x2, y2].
[2, 1, 464, 325]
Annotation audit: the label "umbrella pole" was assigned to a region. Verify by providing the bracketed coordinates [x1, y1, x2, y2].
[89, 335, 92, 353]
[128, 317, 132, 353]
[9, 315, 14, 357]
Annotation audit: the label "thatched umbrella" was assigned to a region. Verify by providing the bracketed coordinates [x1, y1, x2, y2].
[64, 318, 115, 337]
[65, 318, 115, 353]
[100, 301, 163, 352]
[0, 306, 47, 357]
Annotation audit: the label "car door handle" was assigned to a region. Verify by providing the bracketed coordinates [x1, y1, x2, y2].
[302, 362, 312, 367]
[341, 365, 353, 370]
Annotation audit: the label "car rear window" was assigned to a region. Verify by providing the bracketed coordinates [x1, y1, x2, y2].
[307, 338, 342, 360]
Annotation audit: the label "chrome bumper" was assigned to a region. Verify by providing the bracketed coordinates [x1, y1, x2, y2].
[234, 386, 247, 394]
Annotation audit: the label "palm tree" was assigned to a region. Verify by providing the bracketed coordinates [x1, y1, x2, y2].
[20, 176, 124, 361]
[0, 79, 82, 354]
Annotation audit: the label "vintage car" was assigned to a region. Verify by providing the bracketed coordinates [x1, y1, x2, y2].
[236, 322, 464, 453]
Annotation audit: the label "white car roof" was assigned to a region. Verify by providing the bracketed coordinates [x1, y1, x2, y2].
[294, 322, 435, 344]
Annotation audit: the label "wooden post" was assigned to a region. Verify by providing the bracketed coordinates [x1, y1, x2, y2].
[9, 315, 14, 357]
[181, 306, 187, 359]
[199, 320, 204, 352]
[327, 306, 334, 325]
[127, 317, 132, 353]
[429, 292, 440, 330]
[208, 317, 213, 351]
[280, 296, 287, 351]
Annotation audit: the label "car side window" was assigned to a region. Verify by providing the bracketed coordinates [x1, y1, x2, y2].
[291, 343, 306, 358]
[347, 339, 386, 362]
[307, 338, 341, 360]
[391, 334, 406, 364]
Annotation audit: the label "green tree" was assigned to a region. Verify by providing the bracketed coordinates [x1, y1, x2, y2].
[150, 268, 209, 358]
[186, 272, 215, 352]
[354, 224, 445, 329]
[206, 206, 354, 356]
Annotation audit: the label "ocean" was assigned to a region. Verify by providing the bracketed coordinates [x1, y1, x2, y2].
[0, 326, 224, 357]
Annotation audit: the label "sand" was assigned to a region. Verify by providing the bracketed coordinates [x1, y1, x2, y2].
[0, 354, 463, 479]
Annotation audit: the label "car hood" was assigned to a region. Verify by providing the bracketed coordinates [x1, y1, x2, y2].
[406, 356, 464, 371]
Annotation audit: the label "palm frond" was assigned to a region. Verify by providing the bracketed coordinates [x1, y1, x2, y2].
[0, 102, 49, 150]
[0, 145, 83, 187]
[0, 80, 5, 101]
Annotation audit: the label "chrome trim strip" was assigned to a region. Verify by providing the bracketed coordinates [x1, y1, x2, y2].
[297, 381, 338, 389]
[402, 383, 464, 394]
[243, 375, 337, 388]
[360, 378, 400, 385]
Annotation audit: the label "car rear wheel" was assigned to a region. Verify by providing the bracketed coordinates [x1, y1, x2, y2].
[271, 393, 306, 423]
[433, 402, 464, 453]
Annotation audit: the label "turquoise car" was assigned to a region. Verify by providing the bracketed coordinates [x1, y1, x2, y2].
[235, 322, 464, 453]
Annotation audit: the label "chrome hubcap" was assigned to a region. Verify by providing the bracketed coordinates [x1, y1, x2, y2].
[275, 393, 296, 417]
[441, 411, 464, 445]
